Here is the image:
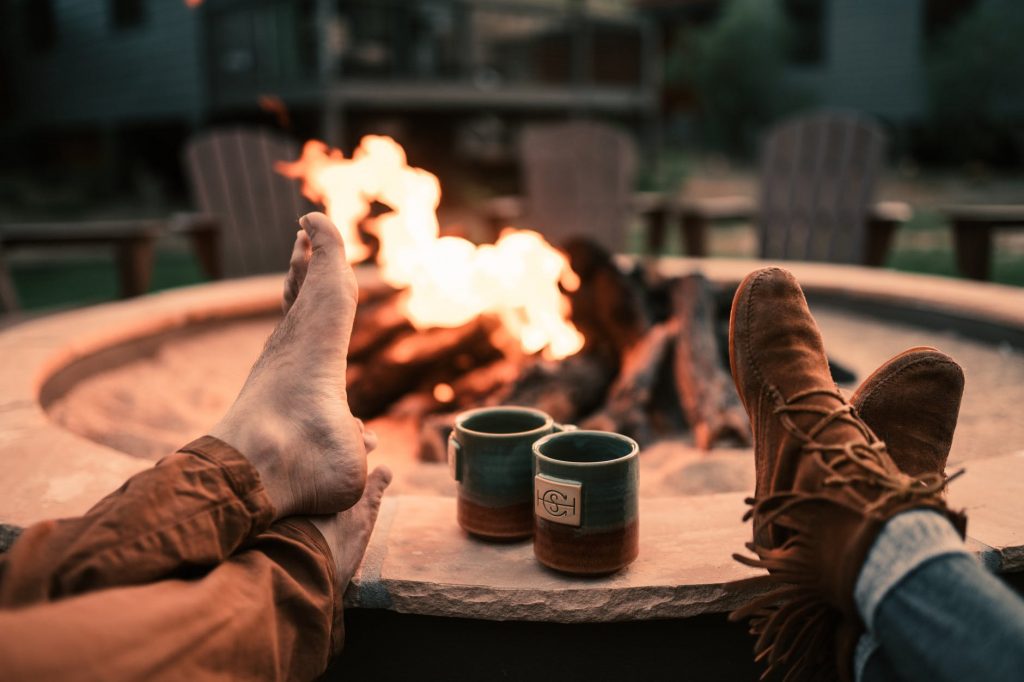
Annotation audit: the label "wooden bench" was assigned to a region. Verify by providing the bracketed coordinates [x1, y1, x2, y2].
[943, 204, 1024, 280]
[0, 214, 222, 313]
[0, 220, 163, 311]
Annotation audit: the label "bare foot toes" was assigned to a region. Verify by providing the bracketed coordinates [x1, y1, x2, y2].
[210, 212, 368, 517]
[311, 466, 393, 588]
[282, 230, 311, 314]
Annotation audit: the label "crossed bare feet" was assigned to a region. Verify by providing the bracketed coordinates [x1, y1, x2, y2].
[210, 212, 382, 518]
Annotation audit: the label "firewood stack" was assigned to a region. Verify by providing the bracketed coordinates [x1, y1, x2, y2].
[345, 238, 752, 462]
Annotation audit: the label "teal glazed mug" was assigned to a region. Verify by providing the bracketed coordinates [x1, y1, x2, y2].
[532, 430, 640, 575]
[449, 406, 571, 540]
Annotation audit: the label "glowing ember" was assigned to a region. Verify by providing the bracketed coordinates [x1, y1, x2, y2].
[184, 0, 202, 7]
[277, 136, 584, 360]
[258, 94, 290, 129]
[433, 383, 456, 403]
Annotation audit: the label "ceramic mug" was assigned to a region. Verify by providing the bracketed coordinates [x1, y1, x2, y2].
[532, 430, 640, 575]
[449, 406, 572, 540]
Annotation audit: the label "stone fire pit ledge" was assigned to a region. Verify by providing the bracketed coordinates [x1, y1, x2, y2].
[1, 260, 1023, 622]
[344, 494, 769, 623]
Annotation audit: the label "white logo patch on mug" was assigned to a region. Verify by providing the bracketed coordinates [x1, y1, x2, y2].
[534, 475, 581, 527]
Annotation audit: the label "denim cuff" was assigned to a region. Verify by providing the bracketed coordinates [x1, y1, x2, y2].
[854, 509, 968, 629]
[854, 632, 880, 682]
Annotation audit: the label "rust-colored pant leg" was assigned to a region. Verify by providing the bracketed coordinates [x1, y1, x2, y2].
[0, 436, 275, 606]
[0, 519, 341, 682]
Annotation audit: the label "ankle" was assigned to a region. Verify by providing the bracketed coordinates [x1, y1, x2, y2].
[209, 410, 297, 518]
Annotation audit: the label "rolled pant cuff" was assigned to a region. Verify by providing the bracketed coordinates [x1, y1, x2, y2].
[854, 509, 968, 629]
[177, 435, 276, 533]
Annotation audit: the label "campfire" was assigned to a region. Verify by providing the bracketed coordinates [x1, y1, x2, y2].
[277, 136, 751, 460]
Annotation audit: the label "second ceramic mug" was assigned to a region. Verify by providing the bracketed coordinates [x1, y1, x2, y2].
[449, 406, 570, 540]
[532, 430, 640, 575]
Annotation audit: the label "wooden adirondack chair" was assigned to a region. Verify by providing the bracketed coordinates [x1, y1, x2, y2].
[183, 127, 314, 278]
[486, 121, 640, 253]
[661, 111, 911, 265]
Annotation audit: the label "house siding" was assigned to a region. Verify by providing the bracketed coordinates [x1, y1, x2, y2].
[821, 0, 925, 120]
[6, 0, 204, 128]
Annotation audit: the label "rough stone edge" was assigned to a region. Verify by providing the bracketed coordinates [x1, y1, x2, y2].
[371, 575, 775, 623]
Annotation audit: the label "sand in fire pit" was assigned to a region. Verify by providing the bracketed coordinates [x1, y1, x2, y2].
[44, 302, 1024, 499]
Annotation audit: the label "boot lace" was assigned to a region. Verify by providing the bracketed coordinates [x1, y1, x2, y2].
[743, 387, 960, 539]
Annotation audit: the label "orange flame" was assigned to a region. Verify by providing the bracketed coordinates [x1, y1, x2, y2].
[276, 136, 584, 360]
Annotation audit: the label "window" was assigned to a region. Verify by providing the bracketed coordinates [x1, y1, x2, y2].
[782, 0, 824, 66]
[24, 0, 57, 52]
[924, 0, 979, 43]
[112, 0, 146, 29]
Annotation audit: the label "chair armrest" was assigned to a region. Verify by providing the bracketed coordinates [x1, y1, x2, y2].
[870, 201, 912, 225]
[678, 195, 757, 221]
[482, 196, 525, 223]
[169, 212, 220, 237]
[630, 191, 670, 215]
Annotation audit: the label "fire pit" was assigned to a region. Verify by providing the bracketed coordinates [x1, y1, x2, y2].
[2, 258, 1023, 624]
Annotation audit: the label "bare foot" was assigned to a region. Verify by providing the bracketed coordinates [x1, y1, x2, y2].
[310, 466, 392, 587]
[211, 212, 374, 517]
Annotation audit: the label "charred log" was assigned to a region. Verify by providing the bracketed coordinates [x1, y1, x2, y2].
[562, 238, 651, 364]
[671, 274, 751, 450]
[347, 317, 502, 418]
[493, 352, 617, 425]
[349, 291, 414, 361]
[580, 321, 677, 445]
[392, 358, 524, 423]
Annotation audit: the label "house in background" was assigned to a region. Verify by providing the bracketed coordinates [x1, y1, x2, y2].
[0, 0, 658, 205]
[642, 0, 1024, 160]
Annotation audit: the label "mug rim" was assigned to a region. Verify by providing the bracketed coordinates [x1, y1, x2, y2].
[532, 429, 639, 467]
[455, 405, 554, 438]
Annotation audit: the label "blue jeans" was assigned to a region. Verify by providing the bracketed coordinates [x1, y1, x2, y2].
[854, 510, 1024, 682]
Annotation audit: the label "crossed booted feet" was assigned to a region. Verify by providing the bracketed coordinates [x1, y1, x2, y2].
[727, 267, 967, 681]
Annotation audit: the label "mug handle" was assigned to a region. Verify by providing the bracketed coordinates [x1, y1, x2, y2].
[448, 435, 462, 482]
[534, 473, 582, 527]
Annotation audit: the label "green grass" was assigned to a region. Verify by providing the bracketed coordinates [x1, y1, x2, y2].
[626, 206, 1024, 287]
[884, 208, 1024, 286]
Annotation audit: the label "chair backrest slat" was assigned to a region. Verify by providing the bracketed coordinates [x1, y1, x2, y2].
[757, 111, 885, 264]
[519, 121, 638, 252]
[184, 127, 314, 277]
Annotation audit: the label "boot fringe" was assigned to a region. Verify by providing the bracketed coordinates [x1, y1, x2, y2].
[731, 580, 848, 681]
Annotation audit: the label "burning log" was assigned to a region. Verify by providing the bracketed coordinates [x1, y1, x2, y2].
[563, 238, 651, 363]
[349, 290, 414, 361]
[414, 359, 526, 462]
[417, 353, 615, 463]
[494, 352, 617, 425]
[671, 274, 751, 450]
[347, 317, 503, 418]
[390, 357, 523, 420]
[580, 322, 677, 445]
